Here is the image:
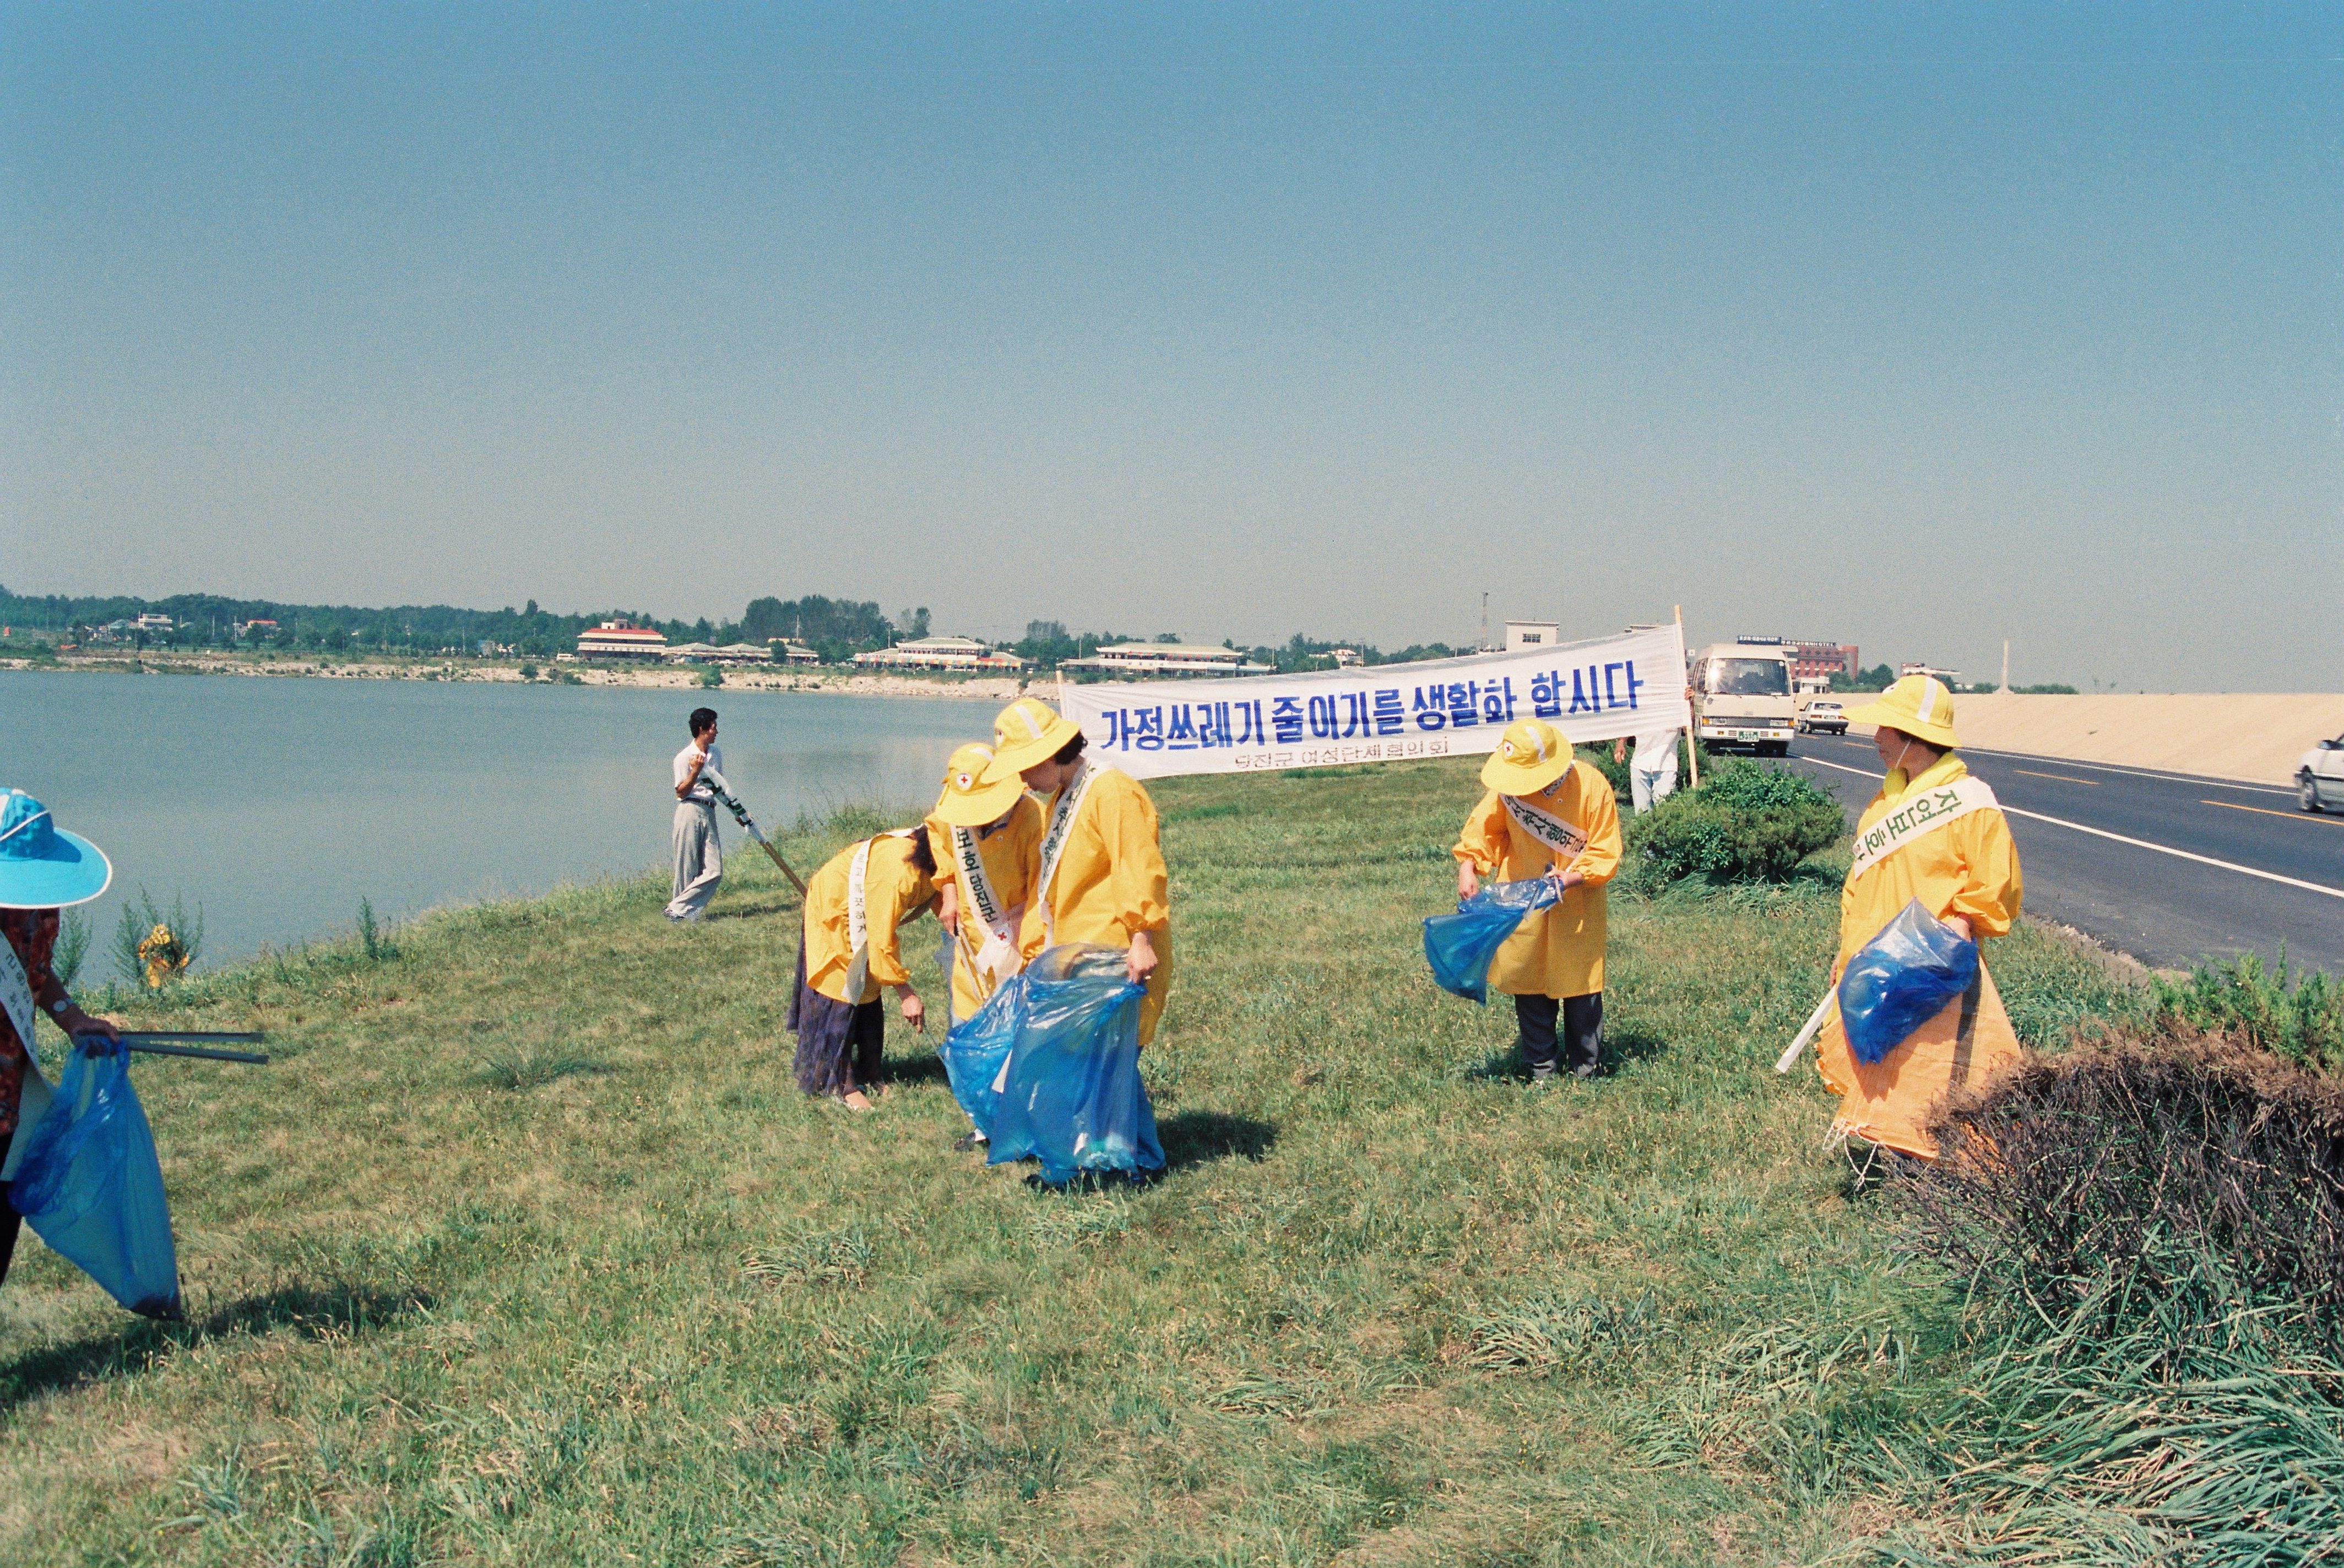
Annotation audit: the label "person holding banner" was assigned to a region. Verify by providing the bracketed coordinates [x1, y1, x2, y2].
[1811, 676, 2023, 1158]
[980, 698, 1173, 1048]
[0, 790, 122, 1288]
[1452, 720, 1622, 1081]
[788, 827, 940, 1110]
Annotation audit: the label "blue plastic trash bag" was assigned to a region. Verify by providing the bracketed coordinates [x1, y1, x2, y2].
[941, 943, 1163, 1186]
[1837, 899, 1981, 1066]
[8, 1044, 182, 1319]
[1423, 878, 1561, 1004]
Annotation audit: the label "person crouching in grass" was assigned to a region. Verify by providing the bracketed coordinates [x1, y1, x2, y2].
[925, 742, 1043, 1151]
[979, 698, 1171, 1048]
[1453, 719, 1622, 1081]
[789, 828, 938, 1111]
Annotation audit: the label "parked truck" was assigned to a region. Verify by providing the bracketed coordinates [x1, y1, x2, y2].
[1691, 639, 1797, 756]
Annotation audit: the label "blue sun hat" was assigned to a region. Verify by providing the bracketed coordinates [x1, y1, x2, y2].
[0, 791, 113, 909]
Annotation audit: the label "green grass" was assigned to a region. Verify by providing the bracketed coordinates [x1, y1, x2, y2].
[0, 759, 2143, 1565]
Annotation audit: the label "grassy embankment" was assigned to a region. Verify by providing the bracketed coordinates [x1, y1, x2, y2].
[0, 759, 2135, 1565]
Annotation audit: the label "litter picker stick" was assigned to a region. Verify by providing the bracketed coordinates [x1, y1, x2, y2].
[85, 1031, 270, 1065]
[709, 783, 807, 897]
[1775, 989, 1837, 1074]
[1675, 604, 1701, 791]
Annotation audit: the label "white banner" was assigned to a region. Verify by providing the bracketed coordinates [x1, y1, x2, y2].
[1056, 625, 1690, 780]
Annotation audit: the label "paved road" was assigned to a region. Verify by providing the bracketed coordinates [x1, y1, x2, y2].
[1775, 735, 2344, 976]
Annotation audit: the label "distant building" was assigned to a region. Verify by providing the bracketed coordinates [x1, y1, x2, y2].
[664, 641, 771, 665]
[1900, 661, 1962, 685]
[774, 642, 822, 665]
[131, 614, 174, 632]
[575, 621, 670, 660]
[1505, 621, 1560, 652]
[853, 636, 1026, 672]
[1056, 643, 1268, 677]
[1330, 647, 1364, 668]
[1788, 641, 1860, 684]
[234, 618, 279, 639]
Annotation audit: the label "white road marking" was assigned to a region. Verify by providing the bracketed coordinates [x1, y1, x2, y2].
[1794, 756, 2344, 902]
[1818, 737, 2291, 796]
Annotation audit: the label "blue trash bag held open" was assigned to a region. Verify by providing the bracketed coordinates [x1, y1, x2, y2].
[1423, 878, 1561, 1003]
[1837, 899, 1981, 1066]
[8, 1045, 182, 1319]
[942, 943, 1163, 1186]
[937, 962, 1026, 1132]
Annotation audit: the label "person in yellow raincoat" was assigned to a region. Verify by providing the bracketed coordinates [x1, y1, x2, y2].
[789, 828, 938, 1111]
[1452, 718, 1623, 1081]
[979, 697, 1173, 1048]
[924, 741, 1044, 1150]
[1815, 675, 2025, 1158]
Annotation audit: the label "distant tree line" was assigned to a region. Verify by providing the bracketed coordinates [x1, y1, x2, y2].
[0, 584, 1486, 672]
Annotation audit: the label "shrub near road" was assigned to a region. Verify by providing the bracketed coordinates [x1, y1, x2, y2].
[0, 757, 2275, 1566]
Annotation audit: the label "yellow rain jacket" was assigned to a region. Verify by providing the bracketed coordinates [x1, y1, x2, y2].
[801, 835, 937, 1005]
[1452, 759, 1623, 1000]
[1015, 768, 1174, 1047]
[1815, 751, 2026, 1158]
[924, 796, 1045, 1021]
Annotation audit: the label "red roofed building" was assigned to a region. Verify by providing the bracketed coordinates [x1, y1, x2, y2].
[576, 621, 670, 660]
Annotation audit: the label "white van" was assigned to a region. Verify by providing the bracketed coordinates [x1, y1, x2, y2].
[1692, 642, 1796, 756]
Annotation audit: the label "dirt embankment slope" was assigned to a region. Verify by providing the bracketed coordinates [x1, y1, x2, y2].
[1853, 693, 2344, 784]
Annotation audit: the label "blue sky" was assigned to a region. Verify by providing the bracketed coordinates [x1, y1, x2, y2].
[4, 4, 2336, 688]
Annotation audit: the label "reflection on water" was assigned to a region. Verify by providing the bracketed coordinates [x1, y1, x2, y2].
[1, 672, 995, 967]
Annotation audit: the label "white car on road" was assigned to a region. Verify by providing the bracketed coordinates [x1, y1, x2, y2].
[2300, 734, 2344, 812]
[1797, 699, 1848, 736]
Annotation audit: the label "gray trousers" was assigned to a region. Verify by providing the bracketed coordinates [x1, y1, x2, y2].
[665, 800, 723, 920]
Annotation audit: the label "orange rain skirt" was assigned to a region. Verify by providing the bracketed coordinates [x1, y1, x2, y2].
[1814, 963, 2025, 1160]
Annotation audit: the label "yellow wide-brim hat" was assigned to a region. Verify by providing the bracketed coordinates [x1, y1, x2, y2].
[1844, 675, 1960, 751]
[1480, 718, 1573, 796]
[980, 697, 1082, 782]
[932, 741, 1026, 827]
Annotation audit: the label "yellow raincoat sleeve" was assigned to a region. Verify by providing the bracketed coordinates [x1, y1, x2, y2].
[1572, 774, 1623, 885]
[1098, 774, 1169, 934]
[860, 839, 936, 991]
[1945, 813, 2022, 940]
[1452, 790, 1512, 871]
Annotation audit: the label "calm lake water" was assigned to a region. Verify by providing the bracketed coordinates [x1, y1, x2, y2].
[1, 672, 996, 970]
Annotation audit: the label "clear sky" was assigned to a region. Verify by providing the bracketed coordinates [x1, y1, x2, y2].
[4, 4, 2336, 689]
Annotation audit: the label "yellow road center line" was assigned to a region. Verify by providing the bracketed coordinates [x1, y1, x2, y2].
[2205, 799, 2344, 827]
[2012, 768, 2100, 786]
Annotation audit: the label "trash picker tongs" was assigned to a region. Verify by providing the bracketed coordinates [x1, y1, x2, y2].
[706, 776, 807, 897]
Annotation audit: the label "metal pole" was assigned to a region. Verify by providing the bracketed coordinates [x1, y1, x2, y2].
[1675, 605, 1701, 790]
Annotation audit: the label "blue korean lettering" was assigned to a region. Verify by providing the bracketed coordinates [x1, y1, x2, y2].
[1412, 686, 1447, 730]
[1307, 694, 1339, 739]
[1166, 704, 1201, 750]
[1446, 681, 1481, 726]
[1234, 699, 1265, 746]
[1480, 676, 1517, 724]
[1531, 670, 1563, 719]
[1272, 696, 1306, 744]
[1622, 660, 1645, 710]
[1372, 688, 1406, 735]
[1129, 706, 1165, 750]
[1568, 667, 1599, 715]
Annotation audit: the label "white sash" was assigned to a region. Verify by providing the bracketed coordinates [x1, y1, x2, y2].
[1848, 774, 1999, 885]
[951, 825, 1023, 985]
[1501, 790, 1589, 871]
[843, 829, 919, 1001]
[0, 936, 56, 1181]
[1036, 759, 1108, 946]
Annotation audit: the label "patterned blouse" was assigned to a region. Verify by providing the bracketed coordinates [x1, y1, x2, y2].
[1, 909, 59, 1142]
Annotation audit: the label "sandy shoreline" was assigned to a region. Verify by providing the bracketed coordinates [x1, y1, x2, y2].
[0, 652, 1023, 702]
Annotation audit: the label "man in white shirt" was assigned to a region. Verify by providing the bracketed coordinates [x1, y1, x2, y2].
[666, 707, 724, 921]
[1613, 724, 1683, 815]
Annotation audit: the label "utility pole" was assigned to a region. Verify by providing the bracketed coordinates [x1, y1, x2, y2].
[1480, 592, 1490, 653]
[2001, 639, 2010, 693]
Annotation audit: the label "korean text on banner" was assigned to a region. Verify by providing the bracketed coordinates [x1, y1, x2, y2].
[1058, 625, 1690, 780]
